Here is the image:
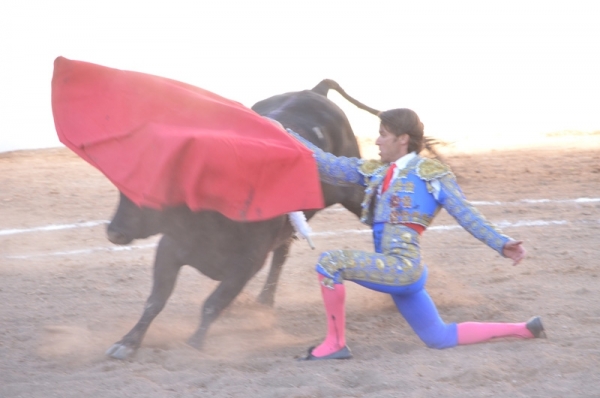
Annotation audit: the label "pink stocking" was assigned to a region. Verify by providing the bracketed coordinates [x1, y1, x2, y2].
[311, 274, 346, 357]
[457, 322, 534, 345]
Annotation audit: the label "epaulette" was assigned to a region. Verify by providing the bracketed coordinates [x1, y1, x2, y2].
[416, 158, 452, 181]
[359, 159, 386, 176]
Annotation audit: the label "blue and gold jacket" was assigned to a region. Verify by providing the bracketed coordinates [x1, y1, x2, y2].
[290, 130, 510, 255]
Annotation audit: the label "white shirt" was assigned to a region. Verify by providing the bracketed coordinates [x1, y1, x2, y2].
[379, 152, 442, 200]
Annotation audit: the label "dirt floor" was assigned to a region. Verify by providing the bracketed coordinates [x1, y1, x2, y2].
[1, 134, 600, 397]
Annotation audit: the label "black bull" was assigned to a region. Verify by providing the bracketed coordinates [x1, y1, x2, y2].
[104, 80, 381, 359]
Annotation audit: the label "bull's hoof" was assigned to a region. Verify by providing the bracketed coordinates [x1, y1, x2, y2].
[256, 292, 275, 307]
[186, 336, 205, 350]
[105, 343, 136, 360]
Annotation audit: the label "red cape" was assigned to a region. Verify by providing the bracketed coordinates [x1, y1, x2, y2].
[51, 57, 323, 221]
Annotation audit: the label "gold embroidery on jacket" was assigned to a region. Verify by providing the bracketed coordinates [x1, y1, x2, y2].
[359, 159, 385, 176]
[417, 158, 452, 180]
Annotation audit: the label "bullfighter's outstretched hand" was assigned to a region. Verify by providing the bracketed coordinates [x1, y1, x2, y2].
[502, 240, 526, 266]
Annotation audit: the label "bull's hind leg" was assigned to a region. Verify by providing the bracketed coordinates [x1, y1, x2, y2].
[106, 236, 182, 359]
[257, 239, 292, 306]
[186, 264, 257, 349]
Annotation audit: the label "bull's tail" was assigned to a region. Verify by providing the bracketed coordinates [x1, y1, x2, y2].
[311, 79, 381, 116]
[312, 79, 447, 163]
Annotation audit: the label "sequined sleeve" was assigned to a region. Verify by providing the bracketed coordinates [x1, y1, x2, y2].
[287, 129, 367, 186]
[436, 175, 510, 255]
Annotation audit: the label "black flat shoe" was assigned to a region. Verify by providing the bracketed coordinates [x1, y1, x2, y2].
[300, 345, 353, 361]
[526, 316, 547, 339]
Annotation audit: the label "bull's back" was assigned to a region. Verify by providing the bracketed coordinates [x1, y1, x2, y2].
[252, 90, 361, 158]
[252, 88, 364, 217]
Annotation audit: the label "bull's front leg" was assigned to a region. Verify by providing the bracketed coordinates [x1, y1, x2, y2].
[186, 265, 257, 349]
[257, 239, 292, 306]
[106, 236, 182, 359]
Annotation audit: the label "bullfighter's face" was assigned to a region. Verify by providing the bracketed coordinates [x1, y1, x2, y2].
[375, 123, 409, 163]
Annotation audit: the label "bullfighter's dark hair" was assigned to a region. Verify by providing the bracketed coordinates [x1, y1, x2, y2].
[378, 108, 425, 153]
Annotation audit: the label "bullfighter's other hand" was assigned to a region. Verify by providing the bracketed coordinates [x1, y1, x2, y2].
[502, 240, 526, 266]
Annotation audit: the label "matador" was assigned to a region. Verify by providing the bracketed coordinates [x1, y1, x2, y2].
[289, 108, 545, 360]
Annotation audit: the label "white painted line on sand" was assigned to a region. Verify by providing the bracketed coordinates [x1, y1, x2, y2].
[310, 219, 572, 236]
[6, 218, 592, 260]
[1, 197, 598, 237]
[0, 220, 109, 236]
[6, 243, 157, 259]
[324, 197, 600, 211]
[475, 198, 600, 206]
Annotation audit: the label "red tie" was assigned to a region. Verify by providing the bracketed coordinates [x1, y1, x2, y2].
[381, 164, 396, 193]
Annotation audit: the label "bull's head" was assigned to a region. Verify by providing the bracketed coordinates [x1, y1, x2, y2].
[106, 192, 163, 244]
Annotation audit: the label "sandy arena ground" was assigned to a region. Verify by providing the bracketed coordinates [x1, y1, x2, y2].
[1, 133, 600, 397]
